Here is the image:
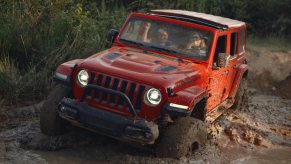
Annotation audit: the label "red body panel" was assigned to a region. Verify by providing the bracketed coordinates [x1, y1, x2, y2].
[168, 86, 207, 112]
[55, 59, 84, 76]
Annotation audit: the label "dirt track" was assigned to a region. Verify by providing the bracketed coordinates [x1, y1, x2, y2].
[1, 50, 291, 163]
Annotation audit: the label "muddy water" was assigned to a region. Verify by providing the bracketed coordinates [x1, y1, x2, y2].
[33, 146, 291, 164]
[0, 91, 291, 164]
[227, 148, 291, 164]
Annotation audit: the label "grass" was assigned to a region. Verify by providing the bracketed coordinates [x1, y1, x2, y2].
[247, 35, 291, 52]
[0, 56, 20, 105]
[0, 1, 129, 105]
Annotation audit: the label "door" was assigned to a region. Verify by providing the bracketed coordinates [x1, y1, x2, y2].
[222, 32, 240, 100]
[207, 35, 229, 111]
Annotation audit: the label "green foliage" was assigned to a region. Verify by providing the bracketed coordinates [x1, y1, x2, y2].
[247, 35, 291, 52]
[246, 0, 291, 36]
[0, 56, 20, 104]
[0, 0, 129, 104]
[128, 0, 291, 36]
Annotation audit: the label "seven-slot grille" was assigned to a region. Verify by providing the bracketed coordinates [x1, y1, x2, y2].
[87, 72, 146, 111]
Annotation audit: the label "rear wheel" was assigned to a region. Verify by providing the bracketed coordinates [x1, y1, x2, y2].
[232, 78, 248, 110]
[156, 117, 207, 159]
[40, 85, 71, 136]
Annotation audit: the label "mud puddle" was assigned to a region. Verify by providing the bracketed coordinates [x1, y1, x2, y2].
[228, 147, 291, 164]
[1, 89, 290, 164]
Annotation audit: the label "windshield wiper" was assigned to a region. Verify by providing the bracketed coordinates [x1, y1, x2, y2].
[149, 45, 179, 55]
[119, 40, 185, 62]
[119, 38, 145, 47]
[150, 46, 188, 63]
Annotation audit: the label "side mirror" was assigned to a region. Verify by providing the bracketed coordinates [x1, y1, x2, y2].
[106, 29, 119, 45]
[217, 53, 230, 68]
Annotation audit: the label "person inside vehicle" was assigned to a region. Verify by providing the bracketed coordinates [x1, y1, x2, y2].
[182, 31, 208, 57]
[140, 22, 171, 46]
[185, 32, 206, 51]
[139, 21, 152, 43]
[155, 28, 169, 46]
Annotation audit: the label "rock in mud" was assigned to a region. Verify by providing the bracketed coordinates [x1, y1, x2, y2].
[225, 128, 240, 142]
[242, 129, 255, 144]
[254, 134, 263, 146]
[0, 114, 7, 123]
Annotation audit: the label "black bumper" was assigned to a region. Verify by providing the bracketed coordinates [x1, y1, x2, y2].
[58, 97, 159, 145]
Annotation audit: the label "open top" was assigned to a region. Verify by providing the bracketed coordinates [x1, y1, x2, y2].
[151, 10, 245, 29]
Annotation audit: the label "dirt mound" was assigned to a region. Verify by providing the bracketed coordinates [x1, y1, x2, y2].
[247, 49, 291, 98]
[277, 75, 291, 99]
[0, 102, 42, 131]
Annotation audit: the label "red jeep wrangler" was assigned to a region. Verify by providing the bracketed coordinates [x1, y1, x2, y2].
[40, 10, 247, 158]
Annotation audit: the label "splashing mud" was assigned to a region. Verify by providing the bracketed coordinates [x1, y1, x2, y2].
[0, 89, 290, 164]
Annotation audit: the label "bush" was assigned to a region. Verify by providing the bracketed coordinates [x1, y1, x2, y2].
[0, 0, 129, 104]
[0, 56, 20, 104]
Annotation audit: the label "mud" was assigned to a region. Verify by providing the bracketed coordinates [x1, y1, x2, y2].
[0, 89, 290, 164]
[1, 50, 291, 163]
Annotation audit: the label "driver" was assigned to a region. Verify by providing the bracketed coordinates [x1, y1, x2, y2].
[156, 29, 169, 46]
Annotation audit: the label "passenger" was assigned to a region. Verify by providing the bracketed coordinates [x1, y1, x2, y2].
[186, 32, 206, 51]
[156, 29, 169, 46]
[139, 22, 152, 43]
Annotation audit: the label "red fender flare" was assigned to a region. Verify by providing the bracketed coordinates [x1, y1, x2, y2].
[54, 59, 84, 85]
[229, 64, 248, 99]
[167, 86, 207, 113]
[55, 59, 84, 76]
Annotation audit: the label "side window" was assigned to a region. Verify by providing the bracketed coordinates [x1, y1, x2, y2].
[239, 30, 245, 53]
[230, 32, 238, 56]
[214, 35, 227, 64]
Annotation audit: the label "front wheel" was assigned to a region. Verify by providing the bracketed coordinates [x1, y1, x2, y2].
[156, 117, 207, 159]
[40, 85, 71, 136]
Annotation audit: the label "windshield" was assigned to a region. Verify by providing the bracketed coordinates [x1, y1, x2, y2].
[119, 17, 213, 60]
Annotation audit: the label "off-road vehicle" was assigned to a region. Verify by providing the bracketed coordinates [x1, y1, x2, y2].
[40, 10, 248, 158]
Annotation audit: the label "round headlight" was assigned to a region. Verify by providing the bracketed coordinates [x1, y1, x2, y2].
[144, 88, 162, 106]
[77, 70, 89, 87]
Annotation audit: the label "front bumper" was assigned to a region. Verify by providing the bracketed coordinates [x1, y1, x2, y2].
[58, 97, 159, 145]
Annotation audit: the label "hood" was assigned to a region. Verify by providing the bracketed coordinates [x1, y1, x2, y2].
[79, 47, 205, 92]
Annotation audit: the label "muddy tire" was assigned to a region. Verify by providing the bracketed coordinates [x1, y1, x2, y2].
[232, 78, 248, 110]
[156, 117, 207, 159]
[40, 85, 71, 136]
